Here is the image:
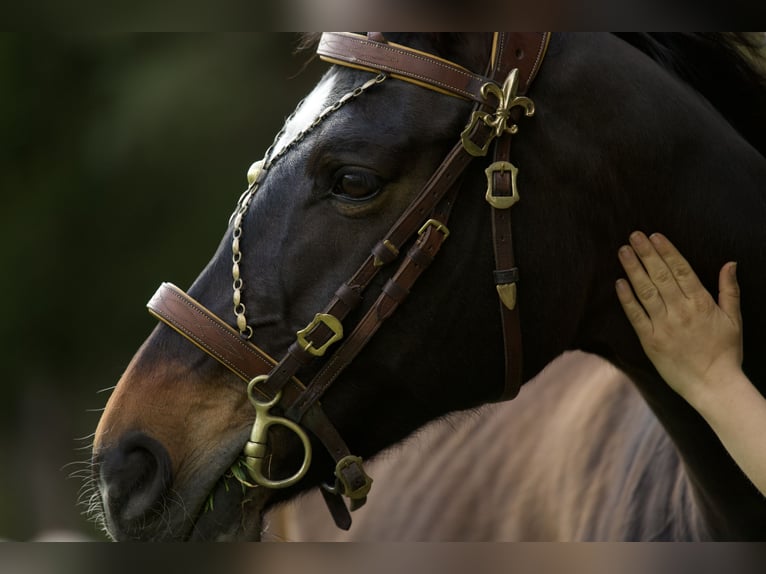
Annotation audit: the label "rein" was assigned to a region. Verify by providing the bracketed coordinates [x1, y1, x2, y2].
[146, 31, 550, 531]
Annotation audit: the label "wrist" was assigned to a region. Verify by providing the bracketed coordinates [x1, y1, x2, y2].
[688, 368, 753, 422]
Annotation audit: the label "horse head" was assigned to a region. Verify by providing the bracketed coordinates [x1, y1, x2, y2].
[91, 33, 544, 540]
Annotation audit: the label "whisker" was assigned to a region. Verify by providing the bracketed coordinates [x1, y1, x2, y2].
[260, 517, 294, 542]
[74, 432, 96, 443]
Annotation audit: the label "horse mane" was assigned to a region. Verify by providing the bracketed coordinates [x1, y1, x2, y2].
[614, 32, 766, 157]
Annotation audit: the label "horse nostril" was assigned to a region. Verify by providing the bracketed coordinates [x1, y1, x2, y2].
[98, 432, 172, 526]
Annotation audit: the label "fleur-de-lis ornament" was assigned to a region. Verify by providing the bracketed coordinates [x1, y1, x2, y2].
[461, 68, 536, 157]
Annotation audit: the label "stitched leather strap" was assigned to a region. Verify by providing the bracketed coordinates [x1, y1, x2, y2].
[318, 32, 549, 105]
[318, 32, 492, 103]
[147, 283, 281, 395]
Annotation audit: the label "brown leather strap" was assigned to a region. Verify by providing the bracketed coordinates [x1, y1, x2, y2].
[318, 32, 493, 103]
[489, 129, 524, 400]
[147, 283, 281, 396]
[484, 33, 540, 400]
[494, 32, 550, 93]
[318, 32, 549, 106]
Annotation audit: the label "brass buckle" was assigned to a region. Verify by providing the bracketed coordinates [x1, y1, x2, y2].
[460, 111, 495, 157]
[296, 313, 344, 357]
[418, 218, 450, 239]
[484, 161, 520, 210]
[460, 69, 535, 158]
[330, 455, 373, 501]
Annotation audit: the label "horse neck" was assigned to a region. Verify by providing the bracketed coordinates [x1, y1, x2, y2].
[513, 33, 766, 539]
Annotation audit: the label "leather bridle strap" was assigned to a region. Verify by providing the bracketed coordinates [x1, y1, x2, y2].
[318, 32, 549, 104]
[487, 35, 529, 400]
[148, 283, 284, 397]
[317, 32, 493, 103]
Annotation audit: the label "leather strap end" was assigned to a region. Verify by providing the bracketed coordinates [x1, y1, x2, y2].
[319, 487, 352, 531]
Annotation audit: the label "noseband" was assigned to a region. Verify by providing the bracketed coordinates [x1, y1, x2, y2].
[146, 32, 550, 530]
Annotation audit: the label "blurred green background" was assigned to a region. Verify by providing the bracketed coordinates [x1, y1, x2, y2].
[0, 33, 324, 540]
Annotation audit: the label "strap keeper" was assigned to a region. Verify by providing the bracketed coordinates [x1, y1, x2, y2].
[372, 239, 399, 267]
[494, 268, 519, 311]
[408, 245, 434, 268]
[382, 279, 409, 303]
[494, 267, 519, 285]
[335, 283, 363, 309]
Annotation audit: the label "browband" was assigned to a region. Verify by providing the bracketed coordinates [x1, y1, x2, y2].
[318, 32, 492, 103]
[318, 32, 550, 104]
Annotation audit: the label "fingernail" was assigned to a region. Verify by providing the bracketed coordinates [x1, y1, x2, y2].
[629, 231, 645, 245]
[649, 233, 662, 246]
[618, 245, 632, 258]
[615, 278, 629, 293]
[730, 262, 738, 277]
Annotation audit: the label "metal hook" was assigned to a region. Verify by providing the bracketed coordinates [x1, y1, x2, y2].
[243, 376, 312, 489]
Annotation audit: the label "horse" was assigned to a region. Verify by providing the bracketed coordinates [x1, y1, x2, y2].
[89, 32, 766, 541]
[264, 352, 696, 541]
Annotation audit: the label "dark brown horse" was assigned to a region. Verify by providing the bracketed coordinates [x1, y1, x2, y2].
[266, 352, 689, 541]
[90, 33, 766, 540]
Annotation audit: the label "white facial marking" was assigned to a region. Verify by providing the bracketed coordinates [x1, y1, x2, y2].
[270, 71, 338, 159]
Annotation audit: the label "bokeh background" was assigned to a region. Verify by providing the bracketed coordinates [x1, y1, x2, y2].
[0, 33, 324, 541]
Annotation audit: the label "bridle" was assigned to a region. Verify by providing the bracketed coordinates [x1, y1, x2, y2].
[145, 32, 550, 531]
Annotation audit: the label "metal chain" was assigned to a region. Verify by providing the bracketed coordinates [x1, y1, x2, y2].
[230, 72, 387, 339]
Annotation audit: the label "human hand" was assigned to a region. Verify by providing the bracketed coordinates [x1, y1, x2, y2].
[615, 231, 743, 409]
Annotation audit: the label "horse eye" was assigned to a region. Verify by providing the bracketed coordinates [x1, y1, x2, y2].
[332, 171, 383, 202]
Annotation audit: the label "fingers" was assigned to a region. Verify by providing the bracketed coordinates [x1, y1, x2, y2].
[617, 231, 712, 313]
[617, 235, 667, 318]
[627, 232, 691, 307]
[642, 233, 705, 299]
[718, 261, 742, 329]
[615, 277, 652, 339]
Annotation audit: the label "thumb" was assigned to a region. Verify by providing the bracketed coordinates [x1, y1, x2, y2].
[718, 262, 742, 327]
